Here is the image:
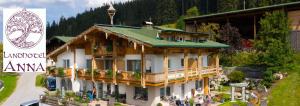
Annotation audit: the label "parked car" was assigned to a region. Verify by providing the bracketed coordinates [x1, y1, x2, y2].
[46, 77, 56, 91]
[20, 100, 39, 106]
[0, 80, 4, 91]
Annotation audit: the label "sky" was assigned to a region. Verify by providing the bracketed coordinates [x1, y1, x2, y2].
[0, 0, 131, 41]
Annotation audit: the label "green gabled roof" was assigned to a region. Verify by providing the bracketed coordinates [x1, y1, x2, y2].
[50, 36, 74, 42]
[185, 1, 300, 21]
[96, 25, 228, 48]
[154, 26, 183, 32]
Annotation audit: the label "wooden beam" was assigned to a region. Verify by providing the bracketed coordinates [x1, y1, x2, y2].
[215, 52, 220, 74]
[113, 39, 117, 84]
[184, 49, 189, 82]
[141, 48, 146, 88]
[92, 57, 96, 81]
[197, 50, 202, 79]
[73, 47, 77, 80]
[91, 36, 95, 81]
[163, 49, 168, 87]
[254, 15, 257, 40]
[204, 77, 209, 95]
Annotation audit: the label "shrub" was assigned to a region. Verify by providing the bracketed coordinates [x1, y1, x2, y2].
[189, 98, 194, 106]
[221, 51, 257, 67]
[157, 103, 163, 106]
[86, 68, 92, 75]
[133, 71, 141, 80]
[262, 69, 274, 88]
[232, 51, 257, 66]
[36, 74, 46, 87]
[57, 67, 65, 77]
[106, 69, 113, 78]
[228, 71, 245, 83]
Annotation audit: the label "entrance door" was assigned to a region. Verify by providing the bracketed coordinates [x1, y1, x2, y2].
[98, 83, 103, 98]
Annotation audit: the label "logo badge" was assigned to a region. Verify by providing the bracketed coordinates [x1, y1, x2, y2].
[6, 9, 44, 49]
[3, 8, 46, 72]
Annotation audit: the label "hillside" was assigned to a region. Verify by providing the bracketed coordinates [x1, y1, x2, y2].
[46, 0, 299, 39]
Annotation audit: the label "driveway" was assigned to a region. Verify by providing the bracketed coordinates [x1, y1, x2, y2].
[2, 73, 46, 106]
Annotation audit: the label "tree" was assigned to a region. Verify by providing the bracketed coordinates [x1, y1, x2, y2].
[176, 16, 185, 30]
[219, 23, 242, 51]
[246, 0, 258, 9]
[0, 43, 2, 75]
[258, 0, 272, 7]
[254, 10, 293, 87]
[186, 6, 200, 17]
[6, 9, 43, 48]
[155, 0, 178, 24]
[255, 10, 293, 68]
[217, 0, 240, 12]
[197, 23, 220, 41]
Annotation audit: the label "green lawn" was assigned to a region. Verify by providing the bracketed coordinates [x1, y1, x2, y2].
[268, 68, 300, 106]
[35, 74, 46, 87]
[268, 53, 300, 106]
[0, 73, 18, 104]
[219, 100, 247, 106]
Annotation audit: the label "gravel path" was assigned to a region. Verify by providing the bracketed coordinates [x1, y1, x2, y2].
[2, 73, 46, 106]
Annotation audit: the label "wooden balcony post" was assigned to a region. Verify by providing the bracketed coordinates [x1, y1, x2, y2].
[92, 57, 95, 81]
[112, 39, 117, 84]
[91, 36, 96, 81]
[73, 47, 77, 80]
[215, 52, 220, 73]
[141, 45, 146, 87]
[197, 50, 202, 79]
[163, 49, 168, 87]
[184, 49, 189, 82]
[204, 77, 209, 95]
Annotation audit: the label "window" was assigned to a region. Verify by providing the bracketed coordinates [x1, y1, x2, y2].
[127, 60, 141, 72]
[160, 86, 171, 97]
[107, 84, 111, 95]
[86, 59, 92, 69]
[167, 36, 175, 41]
[134, 87, 148, 100]
[146, 60, 152, 73]
[98, 83, 103, 98]
[181, 58, 184, 67]
[63, 59, 70, 68]
[177, 37, 184, 42]
[104, 59, 113, 70]
[106, 40, 113, 52]
[192, 37, 197, 42]
[195, 80, 203, 90]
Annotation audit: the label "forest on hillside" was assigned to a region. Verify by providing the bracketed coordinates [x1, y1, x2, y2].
[46, 0, 300, 39]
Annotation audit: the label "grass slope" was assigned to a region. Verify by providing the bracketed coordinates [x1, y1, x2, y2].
[35, 74, 46, 87]
[0, 73, 18, 104]
[268, 53, 300, 106]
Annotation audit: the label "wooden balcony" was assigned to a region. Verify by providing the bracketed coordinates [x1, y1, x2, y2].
[65, 68, 72, 77]
[94, 46, 113, 56]
[78, 66, 220, 86]
[200, 66, 221, 75]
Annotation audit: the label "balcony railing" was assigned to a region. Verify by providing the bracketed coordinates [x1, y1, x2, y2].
[77, 66, 220, 84]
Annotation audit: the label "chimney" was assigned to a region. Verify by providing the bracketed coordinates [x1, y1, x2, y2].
[143, 21, 153, 28]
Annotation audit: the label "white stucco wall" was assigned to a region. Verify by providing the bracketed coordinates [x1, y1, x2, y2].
[202, 53, 208, 67]
[56, 50, 74, 68]
[171, 80, 204, 100]
[126, 86, 161, 106]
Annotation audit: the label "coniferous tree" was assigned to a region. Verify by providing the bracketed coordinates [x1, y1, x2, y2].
[155, 0, 178, 24]
[217, 0, 240, 12]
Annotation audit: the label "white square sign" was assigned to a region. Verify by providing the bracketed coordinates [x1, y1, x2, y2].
[3, 8, 46, 72]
